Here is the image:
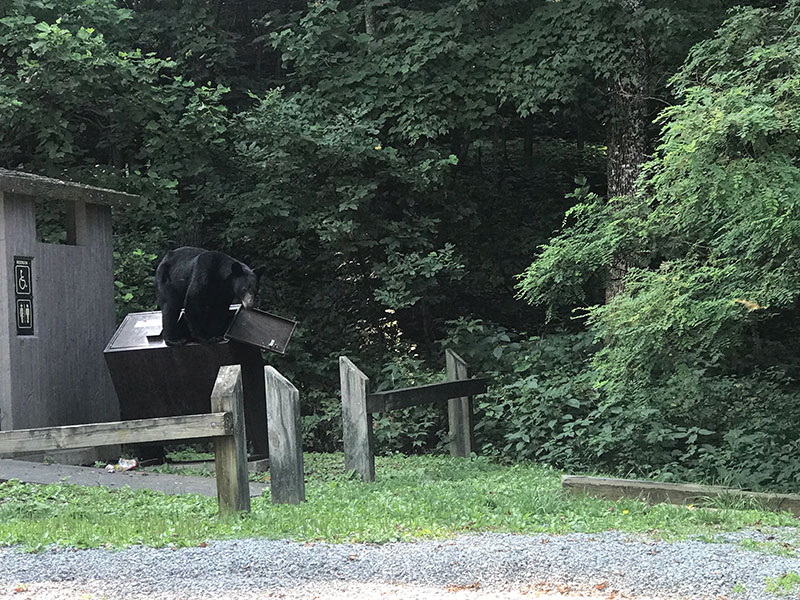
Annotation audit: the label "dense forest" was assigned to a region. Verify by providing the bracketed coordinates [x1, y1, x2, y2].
[1, 0, 798, 492]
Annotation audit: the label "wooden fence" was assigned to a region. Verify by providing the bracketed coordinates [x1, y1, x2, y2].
[340, 349, 487, 482]
[265, 366, 305, 504]
[0, 364, 306, 512]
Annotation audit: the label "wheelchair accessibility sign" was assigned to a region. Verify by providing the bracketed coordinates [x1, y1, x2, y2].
[13, 257, 33, 335]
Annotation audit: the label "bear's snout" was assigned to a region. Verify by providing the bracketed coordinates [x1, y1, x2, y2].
[241, 292, 255, 310]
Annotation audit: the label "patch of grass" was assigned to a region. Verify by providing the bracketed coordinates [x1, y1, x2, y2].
[765, 571, 800, 595]
[730, 582, 746, 594]
[165, 445, 215, 463]
[739, 538, 798, 557]
[147, 463, 214, 477]
[704, 491, 771, 512]
[0, 453, 797, 551]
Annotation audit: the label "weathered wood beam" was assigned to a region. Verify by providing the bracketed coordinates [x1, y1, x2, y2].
[446, 349, 473, 458]
[265, 366, 305, 504]
[366, 378, 487, 413]
[0, 167, 139, 206]
[563, 475, 800, 516]
[211, 365, 251, 513]
[340, 356, 374, 482]
[0, 413, 232, 456]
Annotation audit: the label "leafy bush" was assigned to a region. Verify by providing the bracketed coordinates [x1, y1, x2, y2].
[113, 247, 158, 322]
[442, 318, 600, 469]
[371, 355, 447, 455]
[439, 318, 800, 492]
[514, 1, 800, 492]
[301, 352, 447, 456]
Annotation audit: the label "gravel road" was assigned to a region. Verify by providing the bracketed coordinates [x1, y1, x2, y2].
[1, 529, 798, 600]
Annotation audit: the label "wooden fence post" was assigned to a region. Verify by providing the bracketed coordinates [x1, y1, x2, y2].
[339, 356, 374, 482]
[446, 349, 474, 458]
[210, 365, 251, 513]
[264, 366, 305, 504]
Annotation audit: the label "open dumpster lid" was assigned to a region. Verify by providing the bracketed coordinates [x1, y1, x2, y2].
[224, 307, 296, 355]
[105, 306, 297, 355]
[104, 311, 166, 352]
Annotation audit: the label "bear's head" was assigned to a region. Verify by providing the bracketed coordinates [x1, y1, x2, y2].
[230, 261, 259, 309]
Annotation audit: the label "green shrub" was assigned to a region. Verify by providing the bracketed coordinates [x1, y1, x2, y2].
[113, 247, 159, 322]
[442, 318, 600, 468]
[371, 355, 447, 455]
[440, 318, 800, 492]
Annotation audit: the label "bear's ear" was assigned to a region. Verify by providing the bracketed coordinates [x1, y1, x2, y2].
[230, 262, 244, 277]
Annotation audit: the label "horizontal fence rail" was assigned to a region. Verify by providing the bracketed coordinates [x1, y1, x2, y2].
[0, 413, 232, 455]
[0, 363, 307, 513]
[341, 350, 485, 482]
[0, 365, 252, 514]
[366, 378, 487, 413]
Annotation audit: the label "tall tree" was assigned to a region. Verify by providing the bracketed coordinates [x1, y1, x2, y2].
[516, 0, 770, 318]
[605, 0, 650, 301]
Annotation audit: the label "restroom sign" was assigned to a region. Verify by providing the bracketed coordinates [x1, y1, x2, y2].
[13, 257, 33, 335]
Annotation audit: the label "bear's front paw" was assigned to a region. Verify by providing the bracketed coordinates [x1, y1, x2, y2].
[164, 336, 190, 347]
[196, 335, 226, 344]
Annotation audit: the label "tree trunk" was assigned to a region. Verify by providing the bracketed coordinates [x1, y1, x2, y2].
[365, 1, 379, 37]
[605, 0, 649, 302]
[523, 117, 534, 160]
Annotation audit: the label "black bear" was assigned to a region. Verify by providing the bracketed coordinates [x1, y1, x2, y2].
[155, 246, 259, 346]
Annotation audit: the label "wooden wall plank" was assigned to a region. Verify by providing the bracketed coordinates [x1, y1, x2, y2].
[0, 191, 12, 431]
[0, 193, 36, 432]
[4, 197, 119, 434]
